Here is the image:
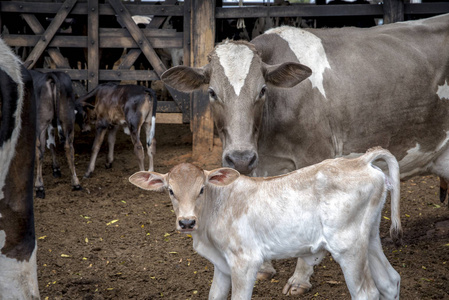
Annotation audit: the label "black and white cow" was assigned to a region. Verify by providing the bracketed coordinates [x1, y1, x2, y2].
[162, 14, 449, 296]
[0, 38, 40, 299]
[30, 70, 82, 199]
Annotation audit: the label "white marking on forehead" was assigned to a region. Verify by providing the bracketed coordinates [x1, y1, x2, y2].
[216, 42, 254, 96]
[437, 80, 449, 100]
[265, 26, 331, 98]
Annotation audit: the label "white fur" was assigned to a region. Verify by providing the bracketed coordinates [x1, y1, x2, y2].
[216, 41, 254, 97]
[0, 39, 24, 200]
[265, 26, 331, 98]
[437, 80, 449, 100]
[0, 233, 40, 300]
[46, 126, 56, 149]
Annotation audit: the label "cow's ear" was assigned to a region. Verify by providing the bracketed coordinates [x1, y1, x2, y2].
[264, 62, 312, 88]
[161, 65, 210, 92]
[129, 171, 167, 192]
[206, 168, 240, 187]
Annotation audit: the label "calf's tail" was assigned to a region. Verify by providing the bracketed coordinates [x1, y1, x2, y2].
[47, 72, 64, 143]
[363, 147, 403, 247]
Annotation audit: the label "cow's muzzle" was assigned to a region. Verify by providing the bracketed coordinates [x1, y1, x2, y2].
[178, 219, 196, 232]
[224, 150, 258, 174]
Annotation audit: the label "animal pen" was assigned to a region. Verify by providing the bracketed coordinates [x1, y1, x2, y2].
[1, 0, 448, 159]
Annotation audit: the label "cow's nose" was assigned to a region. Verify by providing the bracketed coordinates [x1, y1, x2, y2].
[224, 150, 258, 174]
[179, 219, 196, 230]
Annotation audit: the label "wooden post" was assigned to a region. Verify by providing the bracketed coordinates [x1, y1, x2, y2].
[383, 0, 404, 24]
[88, 0, 99, 91]
[190, 0, 215, 160]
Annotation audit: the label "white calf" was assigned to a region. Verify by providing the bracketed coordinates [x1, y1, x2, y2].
[129, 147, 402, 300]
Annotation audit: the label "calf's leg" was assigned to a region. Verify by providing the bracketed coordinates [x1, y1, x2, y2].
[84, 125, 108, 178]
[209, 267, 231, 300]
[230, 258, 262, 300]
[129, 125, 145, 171]
[143, 122, 156, 171]
[106, 125, 119, 169]
[34, 126, 48, 199]
[282, 258, 313, 295]
[62, 127, 81, 190]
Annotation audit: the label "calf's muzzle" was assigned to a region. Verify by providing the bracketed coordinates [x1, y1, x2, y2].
[179, 219, 196, 230]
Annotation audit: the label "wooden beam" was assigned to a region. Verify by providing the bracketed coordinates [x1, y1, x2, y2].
[24, 0, 77, 69]
[87, 0, 99, 91]
[108, 0, 167, 77]
[383, 0, 404, 24]
[34, 68, 159, 81]
[156, 113, 183, 124]
[191, 0, 215, 160]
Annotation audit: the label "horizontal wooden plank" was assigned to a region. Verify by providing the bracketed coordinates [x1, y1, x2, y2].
[155, 113, 183, 124]
[216, 4, 383, 18]
[34, 68, 159, 81]
[156, 101, 182, 113]
[3, 35, 182, 48]
[99, 28, 179, 38]
[404, 3, 449, 15]
[0, 2, 183, 16]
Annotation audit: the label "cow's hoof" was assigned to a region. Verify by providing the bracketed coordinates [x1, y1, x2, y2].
[35, 187, 45, 199]
[72, 185, 83, 191]
[52, 168, 61, 178]
[282, 284, 308, 296]
[105, 162, 112, 169]
[256, 270, 275, 281]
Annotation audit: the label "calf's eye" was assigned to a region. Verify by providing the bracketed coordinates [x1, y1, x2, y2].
[208, 88, 217, 100]
[199, 187, 204, 195]
[259, 86, 267, 98]
[169, 189, 174, 196]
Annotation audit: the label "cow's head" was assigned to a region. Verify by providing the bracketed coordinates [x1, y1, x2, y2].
[162, 40, 311, 174]
[129, 163, 239, 232]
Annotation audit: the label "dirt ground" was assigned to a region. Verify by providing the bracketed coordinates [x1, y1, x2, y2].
[35, 123, 449, 300]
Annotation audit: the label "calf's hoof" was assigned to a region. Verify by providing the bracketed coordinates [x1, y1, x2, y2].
[282, 284, 308, 296]
[256, 270, 275, 281]
[83, 172, 92, 179]
[72, 185, 83, 191]
[52, 168, 62, 178]
[105, 162, 112, 169]
[35, 187, 45, 199]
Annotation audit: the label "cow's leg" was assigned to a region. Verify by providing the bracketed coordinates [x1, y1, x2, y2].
[230, 258, 261, 299]
[62, 125, 82, 191]
[106, 125, 119, 169]
[209, 267, 231, 300]
[439, 177, 448, 204]
[46, 125, 61, 178]
[368, 230, 400, 299]
[34, 125, 49, 199]
[84, 125, 108, 178]
[129, 125, 145, 171]
[281, 258, 313, 295]
[143, 122, 156, 171]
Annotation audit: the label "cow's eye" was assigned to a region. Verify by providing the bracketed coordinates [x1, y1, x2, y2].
[259, 85, 267, 98]
[169, 189, 174, 196]
[199, 187, 204, 195]
[208, 88, 217, 100]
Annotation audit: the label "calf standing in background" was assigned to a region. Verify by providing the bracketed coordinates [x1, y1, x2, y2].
[77, 83, 157, 178]
[130, 147, 402, 300]
[30, 70, 82, 199]
[0, 38, 40, 299]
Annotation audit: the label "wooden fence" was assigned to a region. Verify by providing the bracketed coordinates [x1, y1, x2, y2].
[1, 0, 448, 157]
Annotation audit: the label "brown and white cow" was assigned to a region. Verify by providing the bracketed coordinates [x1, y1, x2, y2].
[130, 147, 402, 300]
[161, 13, 449, 294]
[0, 38, 40, 299]
[77, 83, 157, 178]
[30, 70, 82, 198]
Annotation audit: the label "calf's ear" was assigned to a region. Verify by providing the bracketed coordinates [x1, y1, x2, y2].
[161, 65, 210, 93]
[206, 168, 240, 187]
[264, 62, 312, 88]
[129, 171, 167, 192]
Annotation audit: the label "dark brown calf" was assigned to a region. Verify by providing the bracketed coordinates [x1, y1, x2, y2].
[30, 70, 82, 199]
[77, 83, 157, 178]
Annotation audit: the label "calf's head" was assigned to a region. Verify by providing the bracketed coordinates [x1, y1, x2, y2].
[162, 40, 311, 174]
[129, 163, 239, 232]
